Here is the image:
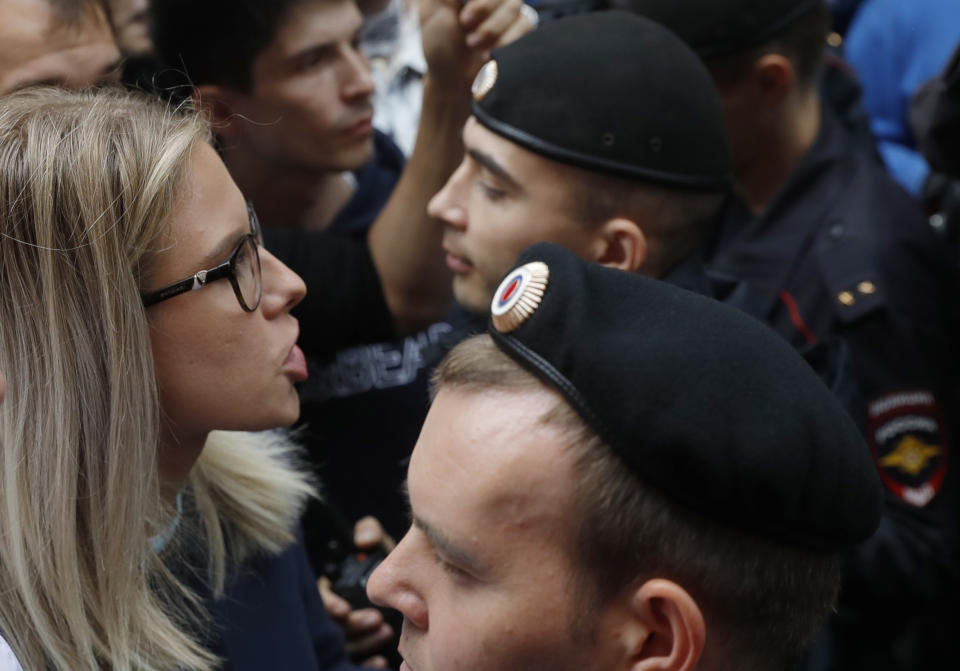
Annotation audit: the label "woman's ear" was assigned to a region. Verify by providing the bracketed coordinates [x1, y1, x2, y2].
[621, 578, 706, 671]
[593, 217, 647, 273]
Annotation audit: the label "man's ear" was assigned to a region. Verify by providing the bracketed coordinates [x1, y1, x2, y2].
[193, 84, 246, 142]
[593, 217, 647, 273]
[752, 53, 796, 107]
[619, 579, 706, 671]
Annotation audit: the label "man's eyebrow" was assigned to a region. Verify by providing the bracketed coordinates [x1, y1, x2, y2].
[467, 148, 521, 191]
[289, 41, 336, 63]
[412, 513, 487, 574]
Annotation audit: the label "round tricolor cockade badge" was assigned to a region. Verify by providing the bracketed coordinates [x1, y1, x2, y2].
[490, 261, 550, 333]
[472, 59, 498, 102]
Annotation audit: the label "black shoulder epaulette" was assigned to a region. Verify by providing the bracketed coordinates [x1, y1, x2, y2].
[815, 214, 887, 323]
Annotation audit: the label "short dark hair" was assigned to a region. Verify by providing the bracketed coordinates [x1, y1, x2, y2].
[565, 425, 841, 671]
[568, 170, 726, 277]
[434, 335, 843, 671]
[707, 3, 830, 92]
[150, 0, 306, 90]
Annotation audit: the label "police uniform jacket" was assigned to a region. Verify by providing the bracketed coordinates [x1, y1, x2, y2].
[707, 104, 959, 607]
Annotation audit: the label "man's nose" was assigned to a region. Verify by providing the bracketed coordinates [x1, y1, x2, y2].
[427, 162, 470, 230]
[366, 532, 429, 630]
[342, 46, 375, 102]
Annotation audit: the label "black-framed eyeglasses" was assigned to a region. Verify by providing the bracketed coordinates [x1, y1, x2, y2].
[141, 201, 264, 312]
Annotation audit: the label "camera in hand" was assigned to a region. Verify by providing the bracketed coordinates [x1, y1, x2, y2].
[323, 539, 387, 611]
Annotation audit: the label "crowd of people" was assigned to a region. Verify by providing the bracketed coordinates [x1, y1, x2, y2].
[0, 0, 958, 669]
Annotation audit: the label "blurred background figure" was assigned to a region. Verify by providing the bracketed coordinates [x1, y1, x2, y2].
[913, 40, 960, 182]
[108, 0, 151, 55]
[360, 0, 427, 156]
[0, 0, 120, 94]
[844, 0, 960, 200]
[360, 0, 596, 157]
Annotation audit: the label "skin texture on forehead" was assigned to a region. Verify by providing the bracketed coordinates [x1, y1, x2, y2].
[252, 0, 364, 72]
[0, 0, 121, 94]
[408, 388, 577, 579]
[369, 386, 631, 671]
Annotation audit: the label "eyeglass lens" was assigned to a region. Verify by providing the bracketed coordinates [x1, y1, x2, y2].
[235, 236, 262, 310]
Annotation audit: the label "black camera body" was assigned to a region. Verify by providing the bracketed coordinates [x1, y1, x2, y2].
[328, 546, 387, 610]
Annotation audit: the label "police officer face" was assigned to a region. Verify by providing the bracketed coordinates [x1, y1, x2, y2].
[367, 386, 626, 671]
[0, 0, 122, 95]
[429, 117, 613, 315]
[214, 0, 376, 174]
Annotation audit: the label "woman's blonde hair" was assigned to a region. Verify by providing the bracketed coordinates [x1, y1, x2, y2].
[0, 87, 314, 671]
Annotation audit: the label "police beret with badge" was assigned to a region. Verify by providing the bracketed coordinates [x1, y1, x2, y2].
[470, 10, 732, 189]
[613, 0, 824, 59]
[488, 242, 883, 551]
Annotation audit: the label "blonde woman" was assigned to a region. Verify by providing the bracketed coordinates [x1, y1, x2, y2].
[0, 87, 369, 671]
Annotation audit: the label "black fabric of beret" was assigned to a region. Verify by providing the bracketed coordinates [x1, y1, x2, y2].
[614, 0, 824, 59]
[472, 11, 731, 189]
[488, 242, 883, 552]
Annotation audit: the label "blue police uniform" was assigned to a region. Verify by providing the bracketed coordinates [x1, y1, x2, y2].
[707, 104, 960, 670]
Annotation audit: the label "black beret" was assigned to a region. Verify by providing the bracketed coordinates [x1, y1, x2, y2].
[614, 0, 825, 59]
[487, 242, 882, 552]
[471, 11, 731, 189]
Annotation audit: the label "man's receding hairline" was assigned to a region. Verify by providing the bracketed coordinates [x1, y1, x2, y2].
[434, 336, 594, 444]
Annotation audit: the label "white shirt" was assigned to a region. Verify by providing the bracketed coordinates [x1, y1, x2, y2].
[362, 0, 427, 157]
[0, 633, 24, 671]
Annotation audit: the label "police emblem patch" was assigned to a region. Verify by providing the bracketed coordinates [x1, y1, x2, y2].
[472, 60, 499, 102]
[868, 390, 948, 507]
[491, 261, 549, 333]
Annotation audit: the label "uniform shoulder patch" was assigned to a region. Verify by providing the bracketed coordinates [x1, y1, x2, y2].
[816, 225, 887, 323]
[868, 390, 948, 507]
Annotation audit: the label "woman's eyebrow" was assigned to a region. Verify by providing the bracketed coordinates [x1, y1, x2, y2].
[197, 228, 248, 268]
